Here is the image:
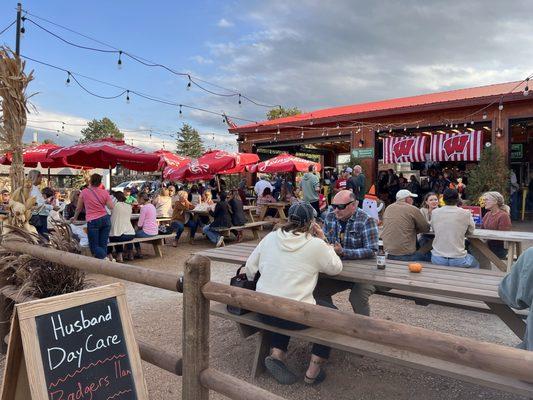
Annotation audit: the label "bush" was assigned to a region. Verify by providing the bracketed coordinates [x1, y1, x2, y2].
[467, 145, 509, 205]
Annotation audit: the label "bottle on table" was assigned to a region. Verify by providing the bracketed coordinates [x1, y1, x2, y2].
[377, 244, 386, 270]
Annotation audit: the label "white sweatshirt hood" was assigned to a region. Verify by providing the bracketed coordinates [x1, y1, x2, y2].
[275, 229, 311, 252]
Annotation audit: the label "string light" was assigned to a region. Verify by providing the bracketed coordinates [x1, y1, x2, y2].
[117, 51, 123, 69]
[524, 78, 529, 96]
[186, 75, 191, 91]
[482, 112, 488, 120]
[179, 104, 183, 118]
[238, 94, 242, 106]
[470, 120, 474, 125]
[498, 97, 504, 111]
[358, 139, 364, 148]
[65, 71, 71, 86]
[126, 90, 130, 104]
[20, 16, 25, 36]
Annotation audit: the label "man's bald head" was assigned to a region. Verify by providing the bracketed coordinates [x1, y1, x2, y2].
[333, 190, 355, 204]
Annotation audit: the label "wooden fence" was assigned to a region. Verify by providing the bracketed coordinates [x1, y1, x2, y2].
[2, 242, 533, 399]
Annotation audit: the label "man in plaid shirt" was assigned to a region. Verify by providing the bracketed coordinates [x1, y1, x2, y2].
[314, 190, 379, 316]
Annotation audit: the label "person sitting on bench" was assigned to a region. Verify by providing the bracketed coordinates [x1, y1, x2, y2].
[228, 189, 246, 242]
[203, 191, 232, 247]
[499, 247, 533, 351]
[130, 193, 158, 259]
[245, 202, 342, 385]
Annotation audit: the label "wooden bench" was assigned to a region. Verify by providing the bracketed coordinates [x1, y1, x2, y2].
[210, 303, 533, 397]
[212, 221, 273, 241]
[106, 233, 175, 257]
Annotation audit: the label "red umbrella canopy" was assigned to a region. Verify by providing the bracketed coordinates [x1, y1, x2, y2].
[248, 153, 322, 173]
[154, 150, 191, 178]
[166, 150, 259, 181]
[0, 143, 72, 168]
[48, 138, 161, 171]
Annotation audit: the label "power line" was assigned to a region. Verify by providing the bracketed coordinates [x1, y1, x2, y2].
[20, 54, 259, 124]
[0, 20, 16, 36]
[22, 12, 281, 108]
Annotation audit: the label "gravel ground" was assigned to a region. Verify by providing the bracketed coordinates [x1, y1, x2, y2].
[0, 234, 529, 399]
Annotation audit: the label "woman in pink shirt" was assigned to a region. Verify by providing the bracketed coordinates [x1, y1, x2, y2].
[481, 191, 512, 259]
[72, 174, 114, 259]
[129, 193, 158, 259]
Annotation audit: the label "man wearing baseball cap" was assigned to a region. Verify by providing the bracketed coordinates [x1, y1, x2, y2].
[381, 189, 430, 261]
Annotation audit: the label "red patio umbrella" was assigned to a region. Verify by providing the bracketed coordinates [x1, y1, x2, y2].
[48, 138, 161, 171]
[0, 143, 73, 168]
[154, 150, 192, 179]
[248, 153, 321, 173]
[166, 150, 259, 181]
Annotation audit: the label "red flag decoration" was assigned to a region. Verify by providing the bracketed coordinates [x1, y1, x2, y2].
[430, 131, 482, 161]
[383, 136, 427, 163]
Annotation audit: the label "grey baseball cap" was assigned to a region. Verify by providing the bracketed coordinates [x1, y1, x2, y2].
[288, 202, 317, 225]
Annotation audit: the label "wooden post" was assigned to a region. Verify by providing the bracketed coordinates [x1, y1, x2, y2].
[182, 255, 211, 400]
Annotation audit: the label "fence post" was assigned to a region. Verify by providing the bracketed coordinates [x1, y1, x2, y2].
[182, 254, 211, 400]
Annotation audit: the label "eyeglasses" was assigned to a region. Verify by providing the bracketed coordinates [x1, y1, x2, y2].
[331, 201, 354, 210]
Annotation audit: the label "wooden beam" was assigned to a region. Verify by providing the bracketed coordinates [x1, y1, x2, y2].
[202, 281, 533, 383]
[137, 340, 182, 376]
[200, 368, 286, 400]
[182, 255, 211, 400]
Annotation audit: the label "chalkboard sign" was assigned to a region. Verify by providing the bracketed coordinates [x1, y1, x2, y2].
[0, 283, 148, 400]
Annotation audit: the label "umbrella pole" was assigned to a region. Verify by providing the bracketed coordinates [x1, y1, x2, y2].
[216, 174, 221, 192]
[109, 167, 112, 192]
[47, 167, 51, 186]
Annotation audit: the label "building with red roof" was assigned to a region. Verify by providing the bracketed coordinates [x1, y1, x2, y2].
[230, 80, 532, 194]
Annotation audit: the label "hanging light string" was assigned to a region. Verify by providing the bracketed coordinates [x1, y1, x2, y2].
[21, 12, 281, 108]
[0, 20, 16, 36]
[20, 54, 259, 124]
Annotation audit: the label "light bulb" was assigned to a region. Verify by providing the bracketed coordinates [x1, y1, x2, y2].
[238, 94, 242, 107]
[498, 97, 504, 111]
[179, 105, 183, 118]
[126, 90, 130, 104]
[65, 72, 71, 86]
[524, 86, 529, 97]
[471, 120, 474, 125]
[117, 51, 123, 70]
[482, 112, 487, 120]
[187, 75, 192, 91]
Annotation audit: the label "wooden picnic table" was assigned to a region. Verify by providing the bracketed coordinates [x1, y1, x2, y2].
[130, 214, 172, 223]
[418, 228, 532, 272]
[258, 202, 288, 220]
[196, 243, 526, 340]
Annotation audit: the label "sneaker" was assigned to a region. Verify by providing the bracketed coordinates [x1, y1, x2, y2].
[216, 236, 224, 248]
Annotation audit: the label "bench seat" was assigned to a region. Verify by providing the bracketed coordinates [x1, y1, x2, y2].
[210, 302, 533, 397]
[212, 221, 273, 240]
[106, 233, 175, 257]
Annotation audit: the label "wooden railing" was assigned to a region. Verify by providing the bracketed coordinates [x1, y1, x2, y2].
[3, 242, 533, 398]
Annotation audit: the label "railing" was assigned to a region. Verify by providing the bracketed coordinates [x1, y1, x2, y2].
[3, 242, 533, 398]
[0, 241, 285, 400]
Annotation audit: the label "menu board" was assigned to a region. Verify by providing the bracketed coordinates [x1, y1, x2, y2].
[35, 297, 137, 400]
[0, 283, 147, 400]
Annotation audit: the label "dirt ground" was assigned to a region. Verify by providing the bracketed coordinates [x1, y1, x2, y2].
[1, 232, 529, 399]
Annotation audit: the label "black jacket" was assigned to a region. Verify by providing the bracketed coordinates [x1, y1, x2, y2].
[229, 198, 246, 226]
[210, 201, 232, 228]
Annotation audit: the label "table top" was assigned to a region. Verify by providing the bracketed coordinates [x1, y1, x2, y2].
[423, 228, 533, 242]
[196, 243, 507, 304]
[263, 202, 288, 207]
[130, 214, 172, 221]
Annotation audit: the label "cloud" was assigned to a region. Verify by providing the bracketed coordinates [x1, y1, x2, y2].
[217, 18, 234, 28]
[190, 55, 214, 65]
[197, 0, 533, 125]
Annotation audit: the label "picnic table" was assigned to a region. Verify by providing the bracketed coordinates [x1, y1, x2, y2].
[258, 202, 288, 220]
[196, 243, 526, 340]
[418, 228, 533, 272]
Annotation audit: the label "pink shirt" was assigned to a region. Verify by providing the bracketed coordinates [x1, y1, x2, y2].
[138, 203, 158, 235]
[80, 187, 111, 222]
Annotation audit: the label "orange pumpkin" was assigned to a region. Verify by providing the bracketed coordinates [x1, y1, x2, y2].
[408, 263, 423, 273]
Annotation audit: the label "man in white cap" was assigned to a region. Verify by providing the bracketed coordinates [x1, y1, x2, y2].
[381, 189, 430, 261]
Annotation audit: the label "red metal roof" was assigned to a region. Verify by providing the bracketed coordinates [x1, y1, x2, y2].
[231, 80, 528, 132]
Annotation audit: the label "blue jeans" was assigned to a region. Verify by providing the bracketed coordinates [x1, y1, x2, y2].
[431, 253, 480, 268]
[203, 224, 221, 244]
[87, 215, 111, 259]
[108, 234, 135, 254]
[171, 220, 198, 241]
[388, 252, 430, 262]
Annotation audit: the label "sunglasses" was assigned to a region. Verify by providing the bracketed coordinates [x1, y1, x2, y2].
[331, 201, 354, 210]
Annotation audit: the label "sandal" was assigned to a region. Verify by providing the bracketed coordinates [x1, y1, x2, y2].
[264, 356, 298, 385]
[304, 368, 326, 385]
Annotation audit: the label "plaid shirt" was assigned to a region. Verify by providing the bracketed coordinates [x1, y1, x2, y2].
[323, 209, 379, 259]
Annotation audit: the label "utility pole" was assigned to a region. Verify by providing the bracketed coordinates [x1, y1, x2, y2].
[15, 2, 22, 56]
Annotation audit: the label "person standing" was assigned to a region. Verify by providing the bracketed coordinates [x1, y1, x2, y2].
[481, 191, 512, 260]
[346, 165, 365, 207]
[72, 173, 114, 259]
[300, 165, 321, 216]
[381, 189, 430, 261]
[387, 169, 400, 202]
[509, 170, 520, 220]
[254, 174, 274, 197]
[334, 168, 350, 194]
[431, 188, 479, 268]
[27, 170, 51, 237]
[314, 190, 379, 316]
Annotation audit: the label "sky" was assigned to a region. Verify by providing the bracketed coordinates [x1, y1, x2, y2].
[1, 0, 532, 152]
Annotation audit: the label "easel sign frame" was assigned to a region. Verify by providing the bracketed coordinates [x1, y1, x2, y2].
[0, 283, 148, 400]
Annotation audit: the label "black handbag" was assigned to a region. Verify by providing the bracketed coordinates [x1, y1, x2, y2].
[29, 214, 43, 229]
[227, 265, 260, 315]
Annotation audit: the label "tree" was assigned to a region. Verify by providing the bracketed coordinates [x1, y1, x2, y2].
[43, 138, 56, 145]
[266, 106, 302, 120]
[176, 123, 205, 158]
[467, 145, 510, 205]
[78, 117, 123, 143]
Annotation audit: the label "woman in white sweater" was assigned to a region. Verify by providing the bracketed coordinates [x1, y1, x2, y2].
[245, 202, 342, 385]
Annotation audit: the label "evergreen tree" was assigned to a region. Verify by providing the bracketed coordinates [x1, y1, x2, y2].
[467, 145, 510, 204]
[78, 117, 123, 143]
[176, 123, 205, 158]
[266, 106, 302, 120]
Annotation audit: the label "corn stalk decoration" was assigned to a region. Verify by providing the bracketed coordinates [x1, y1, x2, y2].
[0, 46, 35, 190]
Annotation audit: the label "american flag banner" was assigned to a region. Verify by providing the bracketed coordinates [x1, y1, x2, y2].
[430, 131, 482, 162]
[383, 136, 427, 163]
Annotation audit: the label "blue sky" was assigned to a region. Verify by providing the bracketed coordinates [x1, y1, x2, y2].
[1, 1, 532, 152]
